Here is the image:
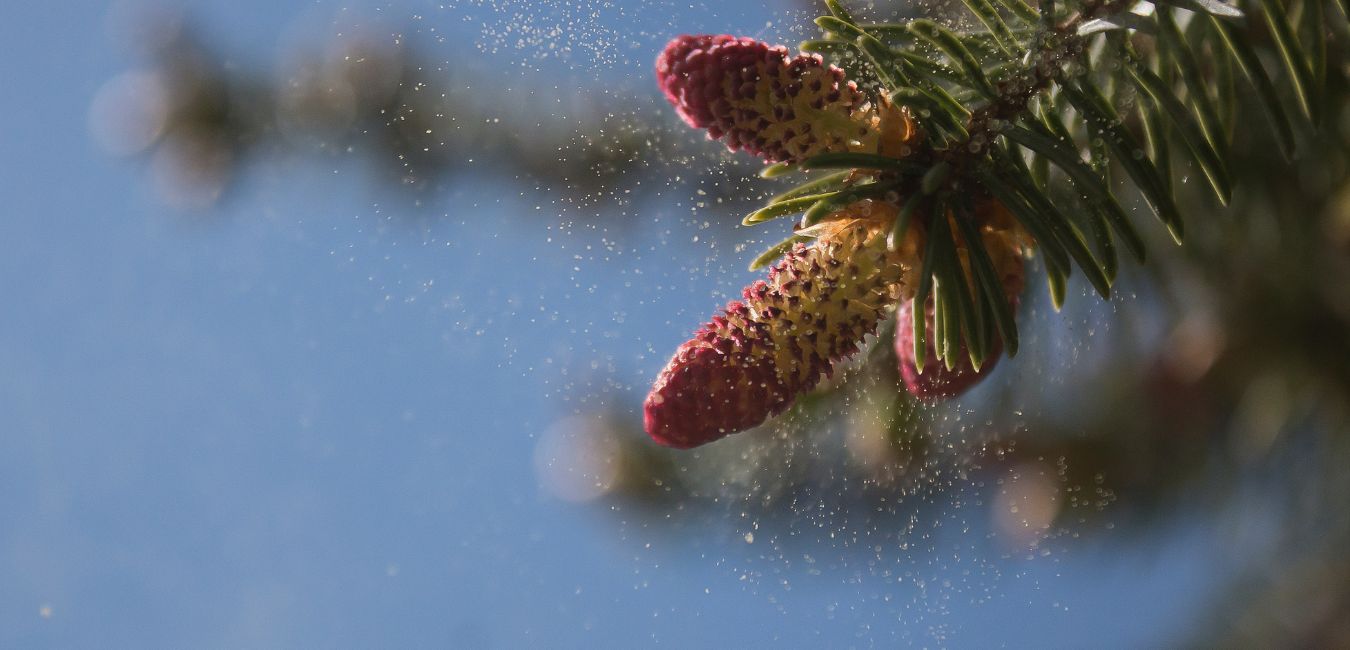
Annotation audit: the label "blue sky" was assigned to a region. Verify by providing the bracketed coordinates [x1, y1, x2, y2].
[0, 0, 1229, 646]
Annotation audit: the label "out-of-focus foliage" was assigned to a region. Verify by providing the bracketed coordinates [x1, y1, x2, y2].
[92, 6, 758, 212]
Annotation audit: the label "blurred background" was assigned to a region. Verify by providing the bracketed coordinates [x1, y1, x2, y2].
[3, 0, 1349, 646]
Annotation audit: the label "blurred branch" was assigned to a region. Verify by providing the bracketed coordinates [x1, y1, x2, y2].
[93, 9, 747, 211]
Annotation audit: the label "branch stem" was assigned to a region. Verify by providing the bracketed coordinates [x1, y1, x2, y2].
[948, 0, 1136, 166]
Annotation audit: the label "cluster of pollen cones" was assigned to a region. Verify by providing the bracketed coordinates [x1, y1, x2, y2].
[646, 34, 1027, 449]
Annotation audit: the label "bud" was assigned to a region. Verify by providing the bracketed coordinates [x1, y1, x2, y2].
[655, 34, 878, 164]
[645, 207, 922, 448]
[896, 202, 1026, 400]
[894, 297, 1004, 399]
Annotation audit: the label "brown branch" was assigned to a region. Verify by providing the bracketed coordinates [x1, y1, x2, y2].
[950, 0, 1136, 164]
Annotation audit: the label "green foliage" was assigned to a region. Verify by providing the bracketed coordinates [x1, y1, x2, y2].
[745, 0, 1336, 372]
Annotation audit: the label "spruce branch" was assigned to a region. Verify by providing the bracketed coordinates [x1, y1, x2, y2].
[643, 0, 1336, 447]
[791, 0, 1332, 369]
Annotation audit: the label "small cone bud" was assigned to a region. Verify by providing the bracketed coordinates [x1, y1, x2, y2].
[645, 209, 921, 448]
[656, 34, 878, 164]
[897, 202, 1027, 400]
[895, 298, 1004, 399]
